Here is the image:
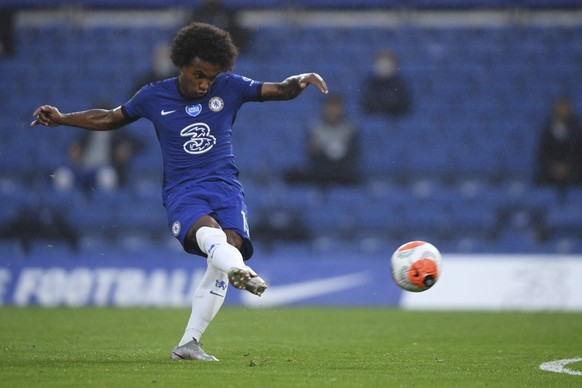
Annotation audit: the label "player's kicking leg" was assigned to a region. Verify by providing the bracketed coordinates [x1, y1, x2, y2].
[196, 226, 267, 296]
[170, 226, 267, 361]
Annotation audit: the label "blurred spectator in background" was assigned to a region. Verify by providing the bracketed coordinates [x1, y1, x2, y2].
[534, 96, 582, 189]
[53, 102, 143, 194]
[130, 43, 175, 95]
[361, 49, 411, 118]
[285, 94, 360, 188]
[0, 196, 79, 254]
[187, 0, 252, 53]
[0, 7, 15, 57]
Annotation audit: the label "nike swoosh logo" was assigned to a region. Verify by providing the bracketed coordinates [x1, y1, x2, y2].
[209, 290, 225, 298]
[240, 272, 370, 308]
[161, 109, 177, 116]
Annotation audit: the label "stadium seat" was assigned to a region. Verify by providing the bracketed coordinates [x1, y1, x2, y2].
[2, 22, 581, 254]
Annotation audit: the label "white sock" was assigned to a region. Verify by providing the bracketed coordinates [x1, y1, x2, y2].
[179, 263, 228, 346]
[196, 226, 246, 273]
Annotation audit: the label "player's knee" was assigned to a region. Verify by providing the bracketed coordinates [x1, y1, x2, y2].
[196, 226, 227, 254]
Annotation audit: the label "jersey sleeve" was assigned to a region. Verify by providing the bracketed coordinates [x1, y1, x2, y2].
[229, 74, 263, 103]
[121, 85, 151, 120]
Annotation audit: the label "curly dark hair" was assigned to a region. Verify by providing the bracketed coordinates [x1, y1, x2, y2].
[171, 22, 238, 72]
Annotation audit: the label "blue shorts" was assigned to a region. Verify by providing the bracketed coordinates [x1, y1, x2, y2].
[164, 180, 253, 260]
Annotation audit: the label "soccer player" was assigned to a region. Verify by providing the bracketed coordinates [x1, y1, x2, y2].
[31, 22, 328, 361]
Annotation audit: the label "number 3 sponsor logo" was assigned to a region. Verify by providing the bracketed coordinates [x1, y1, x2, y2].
[180, 123, 216, 154]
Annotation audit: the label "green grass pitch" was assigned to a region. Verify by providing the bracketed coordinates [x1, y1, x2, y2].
[1, 307, 581, 387]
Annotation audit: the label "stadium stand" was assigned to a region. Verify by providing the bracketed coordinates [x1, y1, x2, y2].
[1, 6, 581, 257]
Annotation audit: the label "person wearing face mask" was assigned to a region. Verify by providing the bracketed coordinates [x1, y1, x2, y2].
[361, 49, 411, 118]
[284, 94, 361, 188]
[534, 96, 582, 188]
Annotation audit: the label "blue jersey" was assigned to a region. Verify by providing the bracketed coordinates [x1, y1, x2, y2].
[122, 74, 263, 202]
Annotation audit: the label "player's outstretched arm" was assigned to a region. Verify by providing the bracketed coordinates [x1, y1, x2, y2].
[31, 105, 133, 131]
[261, 73, 328, 101]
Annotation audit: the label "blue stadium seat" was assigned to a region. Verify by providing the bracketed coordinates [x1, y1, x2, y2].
[3, 22, 581, 254]
[494, 230, 540, 254]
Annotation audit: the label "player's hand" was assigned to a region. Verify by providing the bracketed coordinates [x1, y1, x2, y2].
[31, 105, 63, 127]
[298, 73, 329, 94]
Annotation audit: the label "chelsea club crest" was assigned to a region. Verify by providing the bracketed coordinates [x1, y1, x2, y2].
[209, 97, 224, 112]
[171, 221, 181, 236]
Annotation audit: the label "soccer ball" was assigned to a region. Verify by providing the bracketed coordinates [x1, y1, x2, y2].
[390, 241, 442, 292]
